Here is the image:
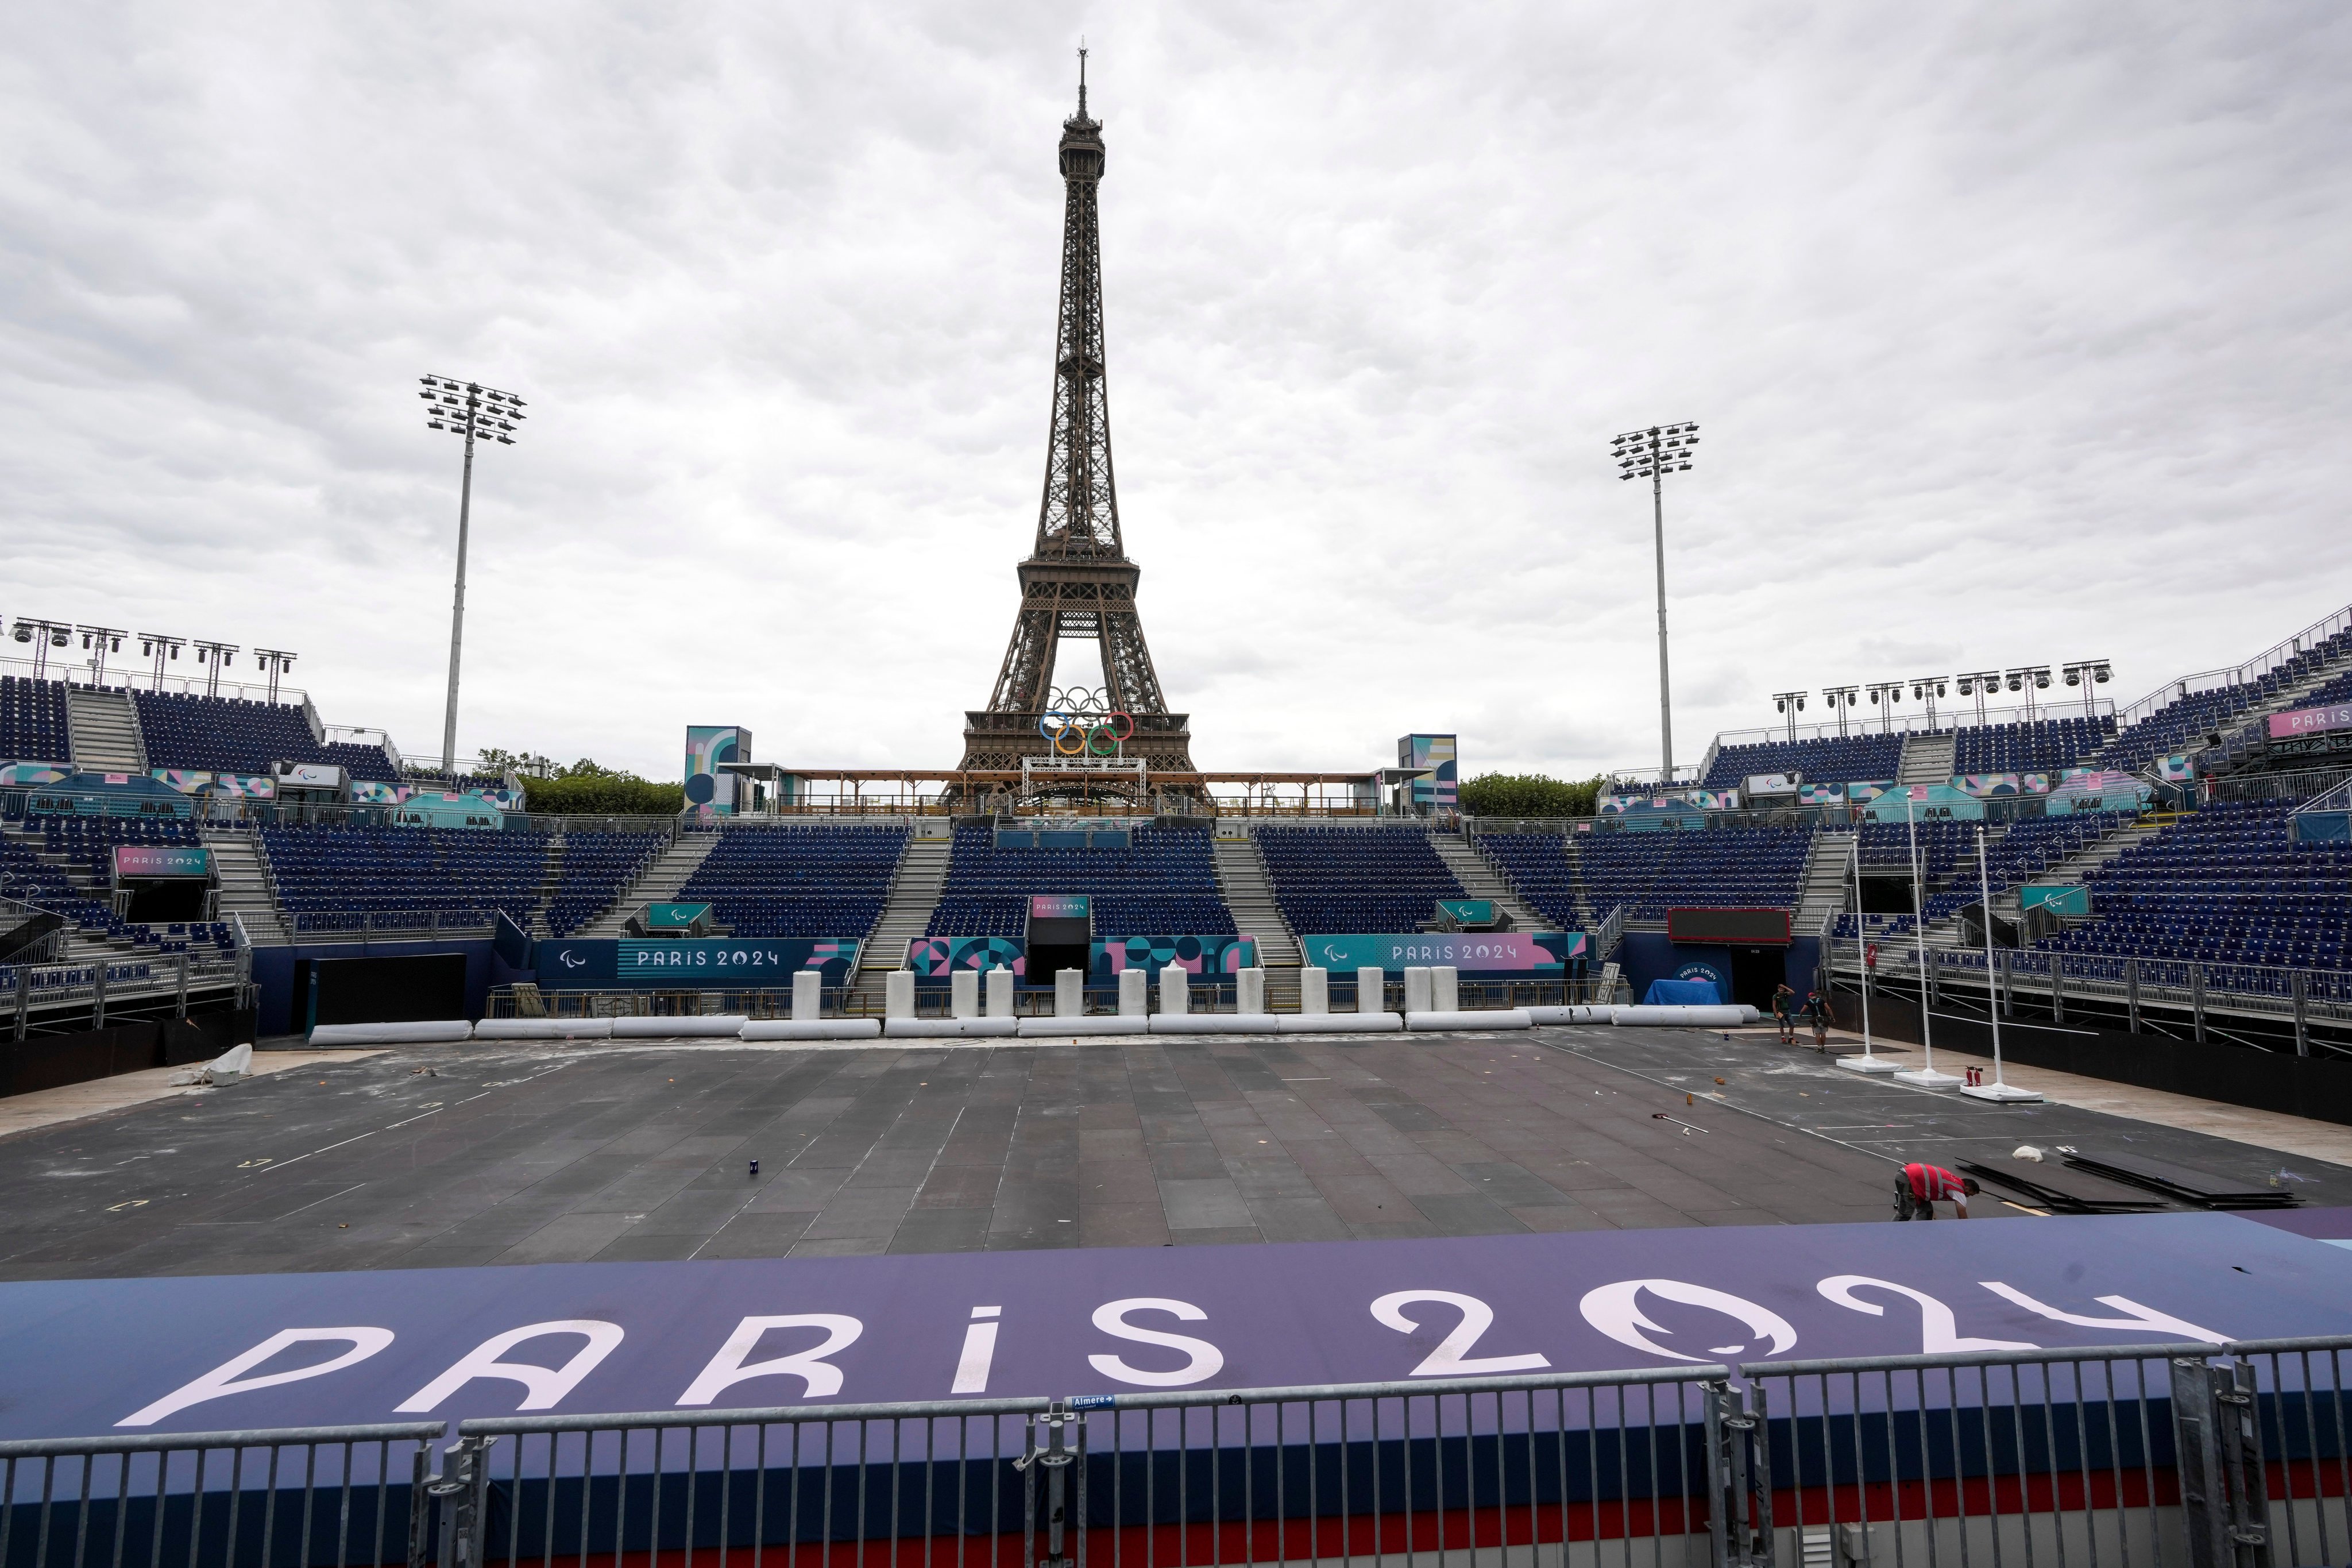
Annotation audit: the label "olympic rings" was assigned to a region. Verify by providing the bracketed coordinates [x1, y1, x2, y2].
[1088, 725, 1118, 756]
[1054, 724, 1089, 756]
[1036, 710, 1068, 741]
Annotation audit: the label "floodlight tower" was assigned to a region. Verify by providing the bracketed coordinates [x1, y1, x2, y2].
[419, 375, 527, 773]
[1821, 685, 1860, 737]
[1612, 422, 1700, 779]
[1909, 675, 1948, 728]
[2006, 665, 2052, 722]
[190, 640, 238, 698]
[11, 619, 73, 681]
[2060, 658, 2112, 720]
[76, 626, 125, 686]
[139, 634, 186, 688]
[1771, 690, 1808, 744]
[1864, 679, 1904, 733]
[1955, 670, 2002, 726]
[253, 649, 298, 705]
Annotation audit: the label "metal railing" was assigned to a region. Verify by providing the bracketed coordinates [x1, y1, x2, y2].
[0, 653, 311, 709]
[286, 910, 504, 940]
[3, 1338, 2346, 1567]
[2114, 600, 2352, 732]
[1712, 698, 2118, 752]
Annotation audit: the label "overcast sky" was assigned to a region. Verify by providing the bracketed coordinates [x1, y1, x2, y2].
[5, 5, 2349, 783]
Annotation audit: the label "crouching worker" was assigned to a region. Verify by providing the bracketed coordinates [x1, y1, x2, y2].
[1894, 1161, 1978, 1220]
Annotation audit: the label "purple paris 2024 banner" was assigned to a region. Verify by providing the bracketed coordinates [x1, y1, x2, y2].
[1, 1212, 2348, 1439]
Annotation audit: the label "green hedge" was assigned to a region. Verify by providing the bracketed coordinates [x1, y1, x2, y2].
[1457, 771, 1605, 820]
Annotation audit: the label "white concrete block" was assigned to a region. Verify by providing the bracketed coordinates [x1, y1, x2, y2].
[793, 968, 823, 1021]
[1404, 1009, 1533, 1032]
[1158, 963, 1188, 1017]
[1055, 968, 1084, 1018]
[1237, 967, 1265, 1015]
[1357, 967, 1387, 1015]
[1432, 965, 1459, 1013]
[986, 965, 1015, 1018]
[1299, 966, 1329, 1015]
[885, 970, 915, 1020]
[951, 969, 980, 1019]
[741, 1018, 884, 1041]
[1403, 966, 1433, 1014]
[1118, 967, 1147, 1017]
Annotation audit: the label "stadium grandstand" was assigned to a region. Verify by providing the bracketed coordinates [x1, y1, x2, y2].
[928, 821, 1230, 937]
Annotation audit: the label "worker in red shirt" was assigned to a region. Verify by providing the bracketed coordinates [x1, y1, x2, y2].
[1894, 1162, 1979, 1221]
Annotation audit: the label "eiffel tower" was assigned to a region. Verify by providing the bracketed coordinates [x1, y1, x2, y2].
[958, 54, 1195, 785]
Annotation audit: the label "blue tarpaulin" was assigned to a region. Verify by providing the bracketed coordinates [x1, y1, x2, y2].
[1643, 977, 1722, 1005]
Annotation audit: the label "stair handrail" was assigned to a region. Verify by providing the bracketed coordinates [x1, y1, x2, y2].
[2114, 598, 2352, 732]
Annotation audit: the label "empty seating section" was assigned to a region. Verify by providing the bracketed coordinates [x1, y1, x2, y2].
[1701, 733, 1905, 790]
[132, 690, 399, 778]
[0, 677, 69, 760]
[927, 824, 1230, 939]
[1952, 717, 2114, 775]
[1858, 819, 1972, 880]
[262, 827, 547, 930]
[1255, 826, 1465, 934]
[547, 832, 662, 936]
[1478, 834, 1580, 928]
[678, 826, 907, 939]
[1580, 827, 1812, 924]
[0, 816, 233, 952]
[2044, 801, 2351, 971]
[2097, 627, 2352, 772]
[1911, 811, 2133, 922]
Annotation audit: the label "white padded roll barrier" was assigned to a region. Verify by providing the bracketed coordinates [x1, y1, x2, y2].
[1737, 1004, 1762, 1024]
[1299, 967, 1329, 1015]
[1611, 1004, 1751, 1028]
[1404, 1009, 1534, 1032]
[986, 966, 1015, 1018]
[471, 1018, 615, 1040]
[1432, 965, 1459, 1013]
[951, 969, 980, 1019]
[610, 1015, 750, 1039]
[1118, 968, 1148, 1017]
[1403, 967, 1433, 1014]
[1237, 967, 1265, 1015]
[1149, 1014, 1281, 1035]
[308, 1021, 472, 1045]
[1523, 1005, 1615, 1026]
[1277, 1013, 1403, 1034]
[885, 971, 916, 1019]
[793, 968, 823, 1021]
[884, 1017, 1018, 1038]
[743, 1018, 884, 1041]
[1158, 963, 1187, 1017]
[1015, 1015, 1151, 1038]
[1358, 967, 1387, 1015]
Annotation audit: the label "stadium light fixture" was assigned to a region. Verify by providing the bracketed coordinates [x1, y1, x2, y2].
[1771, 690, 1808, 744]
[1612, 420, 1700, 779]
[10, 617, 74, 680]
[1821, 684, 1860, 738]
[1908, 675, 1948, 728]
[76, 625, 127, 686]
[2005, 664, 2053, 721]
[1953, 669, 2003, 726]
[1864, 679, 1904, 735]
[253, 648, 298, 705]
[191, 639, 239, 699]
[2061, 658, 2112, 720]
[420, 374, 529, 773]
[138, 633, 186, 686]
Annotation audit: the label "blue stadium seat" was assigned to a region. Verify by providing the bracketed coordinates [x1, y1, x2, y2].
[681, 825, 909, 939]
[925, 822, 1232, 939]
[1253, 825, 1464, 935]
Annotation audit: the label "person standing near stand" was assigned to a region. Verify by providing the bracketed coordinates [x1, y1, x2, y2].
[1805, 986, 1835, 1052]
[1772, 983, 1798, 1045]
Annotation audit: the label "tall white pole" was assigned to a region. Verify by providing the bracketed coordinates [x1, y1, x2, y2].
[441, 422, 476, 775]
[1893, 794, 1960, 1087]
[1963, 823, 2041, 1102]
[1651, 465, 1673, 779]
[1838, 824, 1897, 1073]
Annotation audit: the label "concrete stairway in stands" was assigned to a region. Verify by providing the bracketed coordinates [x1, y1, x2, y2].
[204, 831, 289, 945]
[65, 687, 146, 773]
[1430, 833, 1543, 929]
[580, 833, 717, 937]
[1792, 831, 1855, 939]
[1896, 730, 1954, 786]
[851, 828, 953, 1011]
[1211, 829, 1300, 1010]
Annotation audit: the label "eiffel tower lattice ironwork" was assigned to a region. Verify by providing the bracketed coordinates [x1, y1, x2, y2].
[959, 55, 1195, 784]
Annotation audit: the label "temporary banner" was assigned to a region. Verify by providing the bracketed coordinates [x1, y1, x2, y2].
[1435, 899, 1495, 925]
[111, 844, 212, 881]
[22, 775, 192, 819]
[2019, 883, 2091, 917]
[391, 793, 505, 830]
[1092, 934, 1261, 979]
[534, 937, 861, 988]
[152, 768, 276, 800]
[0, 762, 71, 787]
[1029, 894, 1091, 921]
[1860, 784, 1986, 822]
[2045, 769, 2152, 815]
[644, 902, 715, 929]
[1396, 733, 1457, 811]
[1797, 782, 1846, 805]
[273, 763, 346, 789]
[683, 726, 750, 820]
[2156, 753, 2198, 783]
[2268, 702, 2352, 741]
[1299, 931, 1585, 976]
[1844, 780, 1898, 805]
[906, 936, 1026, 980]
[1951, 773, 2052, 798]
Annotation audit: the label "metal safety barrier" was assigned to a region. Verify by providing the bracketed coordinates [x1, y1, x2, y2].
[2, 1338, 2346, 1566]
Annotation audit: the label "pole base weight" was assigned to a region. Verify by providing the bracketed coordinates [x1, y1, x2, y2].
[1960, 1080, 2044, 1103]
[1837, 1055, 1902, 1075]
[1891, 1068, 1964, 1088]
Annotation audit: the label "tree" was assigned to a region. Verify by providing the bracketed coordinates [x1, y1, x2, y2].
[1457, 771, 1605, 820]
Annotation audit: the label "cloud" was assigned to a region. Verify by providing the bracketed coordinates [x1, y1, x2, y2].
[3, 3, 2349, 781]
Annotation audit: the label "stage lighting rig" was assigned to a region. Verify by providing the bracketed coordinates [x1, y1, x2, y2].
[138, 634, 186, 685]
[254, 648, 298, 705]
[1772, 690, 1808, 744]
[1908, 675, 1948, 725]
[1821, 684, 1860, 737]
[10, 618, 73, 679]
[2005, 665, 2053, 721]
[420, 374, 528, 774]
[77, 625, 126, 685]
[1954, 670, 2003, 725]
[1611, 420, 1700, 778]
[191, 639, 239, 698]
[2061, 659, 2112, 720]
[1864, 679, 1905, 733]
